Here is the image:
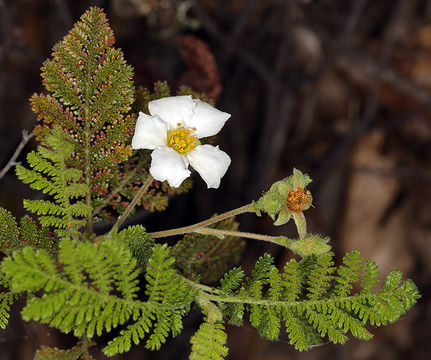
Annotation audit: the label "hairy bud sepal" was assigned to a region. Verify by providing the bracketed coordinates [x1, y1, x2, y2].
[288, 234, 331, 257]
[254, 169, 312, 236]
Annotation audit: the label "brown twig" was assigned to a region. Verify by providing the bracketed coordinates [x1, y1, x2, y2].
[0, 130, 33, 181]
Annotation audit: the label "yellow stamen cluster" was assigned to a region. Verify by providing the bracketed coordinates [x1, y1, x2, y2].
[286, 187, 312, 212]
[167, 123, 198, 154]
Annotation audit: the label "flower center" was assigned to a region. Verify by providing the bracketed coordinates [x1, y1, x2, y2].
[286, 187, 312, 212]
[167, 123, 198, 154]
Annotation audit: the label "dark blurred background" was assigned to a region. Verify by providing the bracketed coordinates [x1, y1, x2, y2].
[1, 0, 431, 359]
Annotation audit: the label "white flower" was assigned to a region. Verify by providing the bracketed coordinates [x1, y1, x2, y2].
[131, 95, 231, 189]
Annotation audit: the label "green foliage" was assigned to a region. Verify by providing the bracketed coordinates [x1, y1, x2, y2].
[103, 244, 194, 355]
[114, 225, 155, 268]
[207, 251, 420, 351]
[19, 215, 54, 253]
[34, 345, 85, 360]
[0, 207, 21, 254]
[1, 272, 13, 330]
[0, 287, 16, 329]
[1, 239, 193, 356]
[0, 209, 52, 330]
[172, 217, 245, 282]
[16, 128, 91, 239]
[190, 322, 228, 360]
[0, 207, 54, 256]
[31, 7, 134, 215]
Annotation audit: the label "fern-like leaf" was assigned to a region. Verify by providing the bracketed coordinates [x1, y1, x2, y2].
[172, 217, 245, 282]
[0, 207, 22, 254]
[0, 289, 16, 329]
[16, 128, 91, 239]
[32, 7, 134, 213]
[34, 345, 84, 360]
[115, 225, 155, 267]
[1, 239, 193, 356]
[209, 251, 419, 351]
[190, 322, 228, 360]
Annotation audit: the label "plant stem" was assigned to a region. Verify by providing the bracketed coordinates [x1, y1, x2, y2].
[0, 130, 33, 181]
[111, 174, 154, 232]
[81, 332, 91, 359]
[196, 227, 289, 246]
[181, 275, 221, 294]
[149, 204, 253, 238]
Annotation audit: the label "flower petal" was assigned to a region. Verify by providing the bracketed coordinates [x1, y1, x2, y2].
[148, 95, 196, 130]
[131, 112, 167, 150]
[184, 99, 231, 138]
[186, 144, 231, 189]
[150, 147, 191, 188]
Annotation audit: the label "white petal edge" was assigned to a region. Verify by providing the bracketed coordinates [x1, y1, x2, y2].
[184, 99, 231, 138]
[148, 95, 196, 130]
[150, 147, 191, 188]
[186, 144, 231, 189]
[131, 112, 167, 150]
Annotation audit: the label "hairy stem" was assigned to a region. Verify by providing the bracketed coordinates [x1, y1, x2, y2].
[111, 174, 154, 232]
[196, 227, 289, 246]
[149, 204, 253, 238]
[183, 274, 375, 308]
[181, 275, 222, 295]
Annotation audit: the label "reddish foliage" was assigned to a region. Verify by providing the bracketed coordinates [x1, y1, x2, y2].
[175, 35, 222, 102]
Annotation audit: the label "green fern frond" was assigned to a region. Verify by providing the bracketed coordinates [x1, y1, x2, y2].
[104, 244, 194, 355]
[34, 345, 84, 360]
[31, 7, 134, 218]
[334, 250, 363, 297]
[0, 289, 16, 329]
[247, 253, 274, 287]
[16, 128, 91, 239]
[0, 207, 21, 254]
[2, 238, 140, 336]
[306, 252, 335, 300]
[361, 259, 379, 294]
[282, 259, 302, 301]
[202, 250, 420, 350]
[220, 267, 244, 294]
[1, 208, 54, 256]
[190, 322, 228, 360]
[172, 217, 245, 283]
[1, 240, 194, 356]
[115, 225, 155, 267]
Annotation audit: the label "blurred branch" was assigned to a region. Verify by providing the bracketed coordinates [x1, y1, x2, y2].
[192, 1, 279, 87]
[338, 53, 431, 103]
[0, 130, 33, 181]
[312, 0, 408, 189]
[306, 0, 370, 83]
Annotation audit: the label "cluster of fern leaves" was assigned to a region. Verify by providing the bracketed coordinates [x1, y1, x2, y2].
[0, 6, 420, 360]
[211, 251, 418, 351]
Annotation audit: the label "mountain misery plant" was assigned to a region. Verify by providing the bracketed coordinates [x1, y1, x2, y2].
[0, 7, 420, 360]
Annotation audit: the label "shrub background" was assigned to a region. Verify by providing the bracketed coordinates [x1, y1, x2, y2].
[0, 0, 430, 359]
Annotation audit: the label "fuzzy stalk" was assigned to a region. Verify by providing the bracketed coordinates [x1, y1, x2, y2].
[196, 227, 289, 246]
[111, 174, 154, 232]
[149, 204, 253, 238]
